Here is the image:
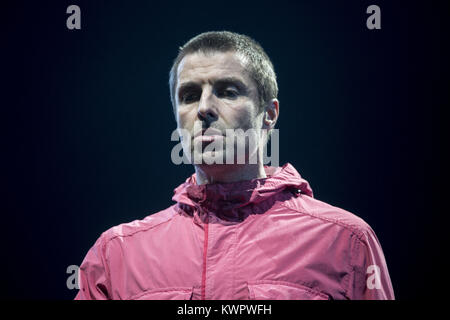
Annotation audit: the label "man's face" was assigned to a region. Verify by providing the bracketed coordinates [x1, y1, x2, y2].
[175, 50, 264, 165]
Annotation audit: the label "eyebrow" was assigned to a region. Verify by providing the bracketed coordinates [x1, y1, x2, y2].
[177, 76, 249, 98]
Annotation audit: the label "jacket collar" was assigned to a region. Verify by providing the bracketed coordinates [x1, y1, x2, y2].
[172, 163, 313, 221]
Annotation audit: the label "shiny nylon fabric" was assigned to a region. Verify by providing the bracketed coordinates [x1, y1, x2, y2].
[75, 163, 394, 300]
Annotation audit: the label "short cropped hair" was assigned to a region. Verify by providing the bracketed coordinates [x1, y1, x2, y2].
[169, 31, 278, 116]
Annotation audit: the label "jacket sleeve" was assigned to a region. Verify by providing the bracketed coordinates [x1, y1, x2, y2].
[74, 233, 111, 300]
[347, 225, 395, 300]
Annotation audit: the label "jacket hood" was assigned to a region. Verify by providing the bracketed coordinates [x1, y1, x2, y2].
[172, 163, 313, 221]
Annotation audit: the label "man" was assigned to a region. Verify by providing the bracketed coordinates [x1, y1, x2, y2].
[75, 31, 394, 300]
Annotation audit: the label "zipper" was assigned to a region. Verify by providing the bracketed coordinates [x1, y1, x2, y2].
[201, 212, 209, 300]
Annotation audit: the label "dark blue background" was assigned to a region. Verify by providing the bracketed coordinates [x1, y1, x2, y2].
[1, 0, 443, 299]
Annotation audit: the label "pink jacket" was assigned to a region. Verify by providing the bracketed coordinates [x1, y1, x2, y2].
[75, 163, 394, 300]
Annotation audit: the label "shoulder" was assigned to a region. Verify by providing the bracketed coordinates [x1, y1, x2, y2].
[96, 204, 179, 248]
[282, 192, 375, 242]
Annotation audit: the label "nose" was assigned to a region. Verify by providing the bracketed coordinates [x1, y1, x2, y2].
[197, 88, 218, 124]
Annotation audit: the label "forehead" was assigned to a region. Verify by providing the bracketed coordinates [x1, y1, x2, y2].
[176, 51, 251, 86]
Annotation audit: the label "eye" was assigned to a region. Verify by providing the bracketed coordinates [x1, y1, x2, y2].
[218, 87, 239, 99]
[181, 92, 200, 104]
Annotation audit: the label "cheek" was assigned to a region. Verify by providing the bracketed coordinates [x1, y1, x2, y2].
[176, 107, 197, 129]
[222, 101, 257, 128]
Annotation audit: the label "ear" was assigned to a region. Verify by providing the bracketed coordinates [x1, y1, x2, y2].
[262, 98, 279, 130]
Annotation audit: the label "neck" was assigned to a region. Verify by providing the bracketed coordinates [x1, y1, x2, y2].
[194, 162, 266, 185]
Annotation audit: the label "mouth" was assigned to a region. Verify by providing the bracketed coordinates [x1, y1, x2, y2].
[193, 134, 224, 146]
[195, 127, 224, 138]
[193, 128, 224, 149]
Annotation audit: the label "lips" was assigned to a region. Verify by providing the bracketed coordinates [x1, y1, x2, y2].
[193, 127, 224, 148]
[194, 127, 224, 138]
